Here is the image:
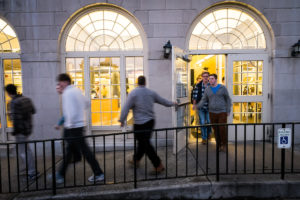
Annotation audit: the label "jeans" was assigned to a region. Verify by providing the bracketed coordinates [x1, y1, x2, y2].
[58, 127, 103, 177]
[133, 119, 161, 168]
[15, 134, 37, 175]
[198, 109, 211, 140]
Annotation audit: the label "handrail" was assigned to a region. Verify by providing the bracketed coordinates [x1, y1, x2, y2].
[0, 122, 299, 194]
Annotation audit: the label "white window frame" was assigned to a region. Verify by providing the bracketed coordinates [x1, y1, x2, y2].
[59, 4, 148, 134]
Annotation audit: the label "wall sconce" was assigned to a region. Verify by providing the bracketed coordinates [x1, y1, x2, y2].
[163, 40, 172, 58]
[291, 40, 300, 57]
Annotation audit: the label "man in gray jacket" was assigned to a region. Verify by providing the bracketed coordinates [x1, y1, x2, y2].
[197, 74, 232, 152]
[119, 76, 176, 173]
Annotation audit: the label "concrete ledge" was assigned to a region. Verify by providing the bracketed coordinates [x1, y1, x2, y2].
[13, 176, 300, 200]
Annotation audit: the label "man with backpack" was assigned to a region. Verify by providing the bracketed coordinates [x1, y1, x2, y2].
[5, 84, 39, 180]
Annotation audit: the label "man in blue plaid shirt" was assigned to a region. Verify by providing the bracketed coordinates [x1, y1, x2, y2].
[192, 72, 211, 144]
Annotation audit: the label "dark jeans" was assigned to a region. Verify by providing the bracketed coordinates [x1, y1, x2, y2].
[58, 127, 103, 177]
[209, 112, 228, 148]
[133, 119, 161, 168]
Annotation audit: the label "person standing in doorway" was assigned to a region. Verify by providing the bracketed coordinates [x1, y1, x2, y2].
[192, 72, 211, 144]
[191, 76, 201, 126]
[119, 76, 176, 173]
[5, 84, 39, 180]
[197, 74, 232, 152]
[55, 73, 104, 184]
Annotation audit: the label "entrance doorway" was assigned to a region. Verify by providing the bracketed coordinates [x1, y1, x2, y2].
[189, 53, 269, 142]
[189, 54, 226, 142]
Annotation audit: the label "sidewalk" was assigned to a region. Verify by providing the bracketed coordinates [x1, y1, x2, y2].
[1, 140, 300, 200]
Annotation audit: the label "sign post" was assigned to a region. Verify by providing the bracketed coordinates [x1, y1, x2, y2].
[278, 125, 291, 180]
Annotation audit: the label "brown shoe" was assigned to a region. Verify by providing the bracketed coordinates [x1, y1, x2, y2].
[152, 163, 165, 174]
[128, 159, 140, 168]
[201, 139, 207, 144]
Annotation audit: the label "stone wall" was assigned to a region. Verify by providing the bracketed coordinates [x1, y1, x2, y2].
[0, 0, 299, 140]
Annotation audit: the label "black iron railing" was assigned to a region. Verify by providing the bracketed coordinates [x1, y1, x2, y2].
[0, 122, 299, 194]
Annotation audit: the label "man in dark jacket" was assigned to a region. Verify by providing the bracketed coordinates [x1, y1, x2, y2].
[5, 84, 38, 180]
[192, 71, 211, 144]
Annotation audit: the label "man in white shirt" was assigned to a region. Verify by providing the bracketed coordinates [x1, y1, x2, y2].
[55, 73, 104, 184]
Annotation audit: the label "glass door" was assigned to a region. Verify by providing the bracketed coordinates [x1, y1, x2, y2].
[90, 57, 121, 127]
[172, 47, 190, 153]
[227, 54, 269, 140]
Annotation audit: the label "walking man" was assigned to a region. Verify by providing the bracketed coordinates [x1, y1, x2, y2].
[5, 84, 38, 180]
[197, 74, 232, 151]
[55, 73, 104, 183]
[119, 76, 176, 173]
[192, 72, 211, 144]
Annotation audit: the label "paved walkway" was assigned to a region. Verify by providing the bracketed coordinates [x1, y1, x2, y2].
[1, 140, 300, 200]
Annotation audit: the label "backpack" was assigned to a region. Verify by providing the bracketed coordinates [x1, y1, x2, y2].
[11, 95, 36, 136]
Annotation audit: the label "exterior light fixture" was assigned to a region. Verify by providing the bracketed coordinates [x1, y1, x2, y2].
[291, 40, 300, 57]
[163, 40, 172, 58]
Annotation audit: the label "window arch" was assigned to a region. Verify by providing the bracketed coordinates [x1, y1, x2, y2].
[0, 18, 20, 53]
[187, 4, 273, 125]
[189, 8, 266, 50]
[61, 4, 146, 129]
[65, 10, 143, 51]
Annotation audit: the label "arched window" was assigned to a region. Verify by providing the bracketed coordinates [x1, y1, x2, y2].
[0, 18, 22, 141]
[189, 8, 266, 50]
[61, 5, 146, 129]
[65, 10, 143, 51]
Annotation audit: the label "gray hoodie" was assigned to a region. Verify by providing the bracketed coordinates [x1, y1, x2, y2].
[197, 84, 232, 114]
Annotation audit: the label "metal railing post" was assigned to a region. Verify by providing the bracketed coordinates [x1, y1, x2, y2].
[134, 133, 137, 189]
[51, 140, 56, 195]
[281, 123, 286, 180]
[216, 125, 220, 182]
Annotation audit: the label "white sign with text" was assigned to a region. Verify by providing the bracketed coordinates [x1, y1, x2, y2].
[277, 128, 291, 149]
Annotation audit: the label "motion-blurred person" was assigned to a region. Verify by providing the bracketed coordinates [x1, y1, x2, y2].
[5, 84, 38, 180]
[119, 76, 176, 173]
[54, 73, 104, 184]
[54, 83, 81, 163]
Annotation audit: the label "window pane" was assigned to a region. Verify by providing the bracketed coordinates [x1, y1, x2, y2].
[233, 60, 263, 96]
[0, 19, 20, 53]
[91, 113, 101, 126]
[66, 58, 84, 93]
[233, 102, 262, 123]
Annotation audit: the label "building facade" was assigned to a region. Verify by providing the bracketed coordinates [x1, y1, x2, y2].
[0, 0, 299, 143]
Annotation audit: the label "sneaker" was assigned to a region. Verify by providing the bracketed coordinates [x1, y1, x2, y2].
[48, 172, 64, 184]
[88, 174, 104, 183]
[28, 172, 40, 181]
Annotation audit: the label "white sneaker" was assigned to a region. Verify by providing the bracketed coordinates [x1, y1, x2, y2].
[88, 174, 104, 183]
